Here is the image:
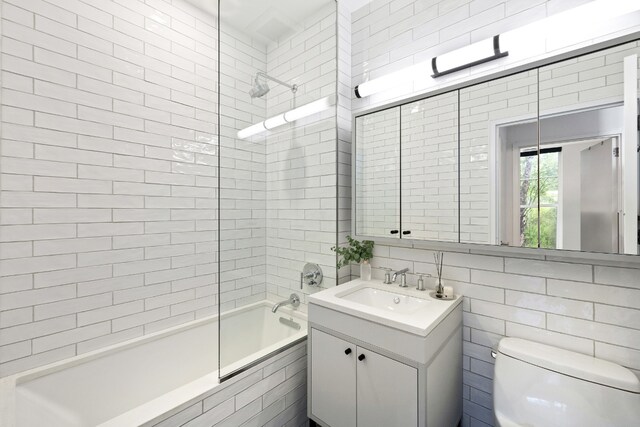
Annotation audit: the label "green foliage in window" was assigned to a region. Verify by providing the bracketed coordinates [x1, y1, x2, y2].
[520, 151, 559, 249]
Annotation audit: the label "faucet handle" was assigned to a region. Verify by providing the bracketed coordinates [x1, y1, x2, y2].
[415, 272, 431, 291]
[381, 267, 393, 284]
[415, 272, 432, 278]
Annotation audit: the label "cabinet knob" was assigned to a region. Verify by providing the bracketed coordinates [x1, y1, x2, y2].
[402, 230, 411, 235]
[358, 354, 366, 361]
[390, 230, 399, 234]
[344, 348, 352, 355]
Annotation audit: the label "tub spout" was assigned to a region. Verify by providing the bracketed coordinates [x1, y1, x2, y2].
[272, 293, 300, 313]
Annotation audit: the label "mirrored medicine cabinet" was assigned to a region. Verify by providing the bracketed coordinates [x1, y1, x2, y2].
[354, 39, 640, 256]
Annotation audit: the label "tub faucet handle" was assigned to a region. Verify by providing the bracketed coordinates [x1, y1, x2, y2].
[301, 263, 323, 289]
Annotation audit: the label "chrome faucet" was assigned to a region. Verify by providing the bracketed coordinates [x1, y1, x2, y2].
[392, 268, 410, 287]
[272, 293, 300, 313]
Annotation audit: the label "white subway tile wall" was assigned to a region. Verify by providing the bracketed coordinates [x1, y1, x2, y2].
[263, 4, 339, 307]
[218, 19, 268, 312]
[0, 0, 220, 377]
[350, 1, 640, 426]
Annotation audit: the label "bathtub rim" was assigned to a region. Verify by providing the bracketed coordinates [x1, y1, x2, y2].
[0, 299, 307, 427]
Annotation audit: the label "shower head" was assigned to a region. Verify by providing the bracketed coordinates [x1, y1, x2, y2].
[249, 79, 270, 98]
[249, 72, 297, 99]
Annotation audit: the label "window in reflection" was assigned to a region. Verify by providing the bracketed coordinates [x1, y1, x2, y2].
[518, 148, 559, 249]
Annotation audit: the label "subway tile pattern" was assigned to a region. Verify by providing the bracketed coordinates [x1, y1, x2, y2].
[218, 18, 268, 312]
[0, 0, 220, 377]
[263, 5, 339, 308]
[146, 342, 308, 427]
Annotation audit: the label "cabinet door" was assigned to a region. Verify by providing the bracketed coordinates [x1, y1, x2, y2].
[311, 329, 356, 427]
[459, 70, 539, 247]
[355, 107, 401, 238]
[356, 347, 417, 427]
[401, 92, 459, 242]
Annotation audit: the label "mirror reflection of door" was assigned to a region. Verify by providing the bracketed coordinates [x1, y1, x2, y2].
[580, 138, 619, 253]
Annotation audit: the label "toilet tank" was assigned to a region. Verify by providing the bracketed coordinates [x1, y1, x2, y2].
[493, 338, 640, 427]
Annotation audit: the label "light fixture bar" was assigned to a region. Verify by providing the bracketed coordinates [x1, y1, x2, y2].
[237, 122, 267, 139]
[237, 96, 335, 140]
[431, 35, 508, 78]
[352, 0, 640, 98]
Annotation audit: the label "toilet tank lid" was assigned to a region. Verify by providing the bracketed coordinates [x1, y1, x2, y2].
[498, 338, 640, 393]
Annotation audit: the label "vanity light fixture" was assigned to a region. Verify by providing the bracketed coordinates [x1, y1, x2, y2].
[354, 35, 506, 98]
[353, 0, 640, 98]
[431, 35, 507, 78]
[237, 96, 335, 139]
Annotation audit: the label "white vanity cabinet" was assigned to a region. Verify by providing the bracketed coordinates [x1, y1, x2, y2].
[308, 279, 463, 427]
[310, 328, 417, 427]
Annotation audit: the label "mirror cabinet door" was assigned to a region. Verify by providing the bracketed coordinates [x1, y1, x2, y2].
[355, 108, 401, 238]
[400, 92, 459, 241]
[538, 40, 640, 254]
[459, 70, 539, 247]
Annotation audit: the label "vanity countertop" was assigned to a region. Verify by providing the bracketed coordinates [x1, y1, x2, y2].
[309, 279, 462, 337]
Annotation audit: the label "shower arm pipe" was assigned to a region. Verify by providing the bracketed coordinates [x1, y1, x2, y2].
[256, 71, 298, 93]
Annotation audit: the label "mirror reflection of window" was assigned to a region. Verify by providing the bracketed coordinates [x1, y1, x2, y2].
[519, 148, 560, 249]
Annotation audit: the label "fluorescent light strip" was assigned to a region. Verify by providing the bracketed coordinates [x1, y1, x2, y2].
[431, 35, 507, 78]
[237, 122, 267, 139]
[264, 114, 287, 129]
[353, 0, 640, 98]
[237, 96, 335, 140]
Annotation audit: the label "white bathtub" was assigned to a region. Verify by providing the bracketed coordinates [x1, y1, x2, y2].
[0, 301, 307, 427]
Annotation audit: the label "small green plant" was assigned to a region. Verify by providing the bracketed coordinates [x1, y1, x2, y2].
[331, 235, 374, 269]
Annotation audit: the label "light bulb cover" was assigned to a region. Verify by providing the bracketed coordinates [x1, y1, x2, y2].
[431, 35, 508, 78]
[236, 96, 335, 140]
[237, 122, 267, 139]
[354, 64, 425, 99]
[283, 96, 334, 122]
[264, 114, 287, 129]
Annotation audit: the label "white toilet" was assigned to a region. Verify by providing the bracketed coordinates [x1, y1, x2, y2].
[493, 337, 640, 427]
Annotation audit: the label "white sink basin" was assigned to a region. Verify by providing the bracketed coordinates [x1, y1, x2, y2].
[309, 279, 462, 336]
[340, 287, 429, 314]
